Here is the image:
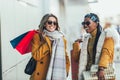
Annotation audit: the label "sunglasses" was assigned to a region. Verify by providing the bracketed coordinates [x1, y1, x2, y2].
[47, 21, 57, 26]
[82, 21, 90, 26]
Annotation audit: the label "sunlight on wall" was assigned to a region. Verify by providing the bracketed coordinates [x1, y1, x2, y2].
[89, 0, 120, 17]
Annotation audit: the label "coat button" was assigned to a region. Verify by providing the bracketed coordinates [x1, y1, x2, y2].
[40, 61, 43, 64]
[37, 72, 40, 75]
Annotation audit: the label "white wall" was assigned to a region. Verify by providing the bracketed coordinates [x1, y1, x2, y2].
[1, 0, 42, 80]
[65, 3, 90, 50]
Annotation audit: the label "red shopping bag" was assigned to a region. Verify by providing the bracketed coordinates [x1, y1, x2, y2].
[15, 30, 37, 55]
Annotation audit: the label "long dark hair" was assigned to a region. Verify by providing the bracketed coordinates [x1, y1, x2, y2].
[92, 23, 102, 64]
[84, 13, 102, 63]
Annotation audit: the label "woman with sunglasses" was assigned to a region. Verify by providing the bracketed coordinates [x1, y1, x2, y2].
[30, 13, 70, 80]
[72, 13, 116, 80]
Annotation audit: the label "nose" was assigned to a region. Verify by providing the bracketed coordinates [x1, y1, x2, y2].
[84, 24, 88, 28]
[83, 25, 89, 30]
[49, 22, 55, 26]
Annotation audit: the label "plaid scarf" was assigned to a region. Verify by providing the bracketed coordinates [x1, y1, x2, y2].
[44, 30, 66, 80]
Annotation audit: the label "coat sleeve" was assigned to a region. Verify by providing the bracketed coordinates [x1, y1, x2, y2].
[31, 33, 43, 61]
[71, 42, 80, 62]
[99, 37, 114, 68]
[63, 38, 70, 76]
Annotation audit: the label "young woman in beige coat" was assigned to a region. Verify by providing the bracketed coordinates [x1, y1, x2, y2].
[30, 13, 70, 80]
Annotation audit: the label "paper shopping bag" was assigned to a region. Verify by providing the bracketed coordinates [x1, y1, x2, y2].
[10, 30, 37, 55]
[15, 30, 37, 55]
[10, 32, 28, 48]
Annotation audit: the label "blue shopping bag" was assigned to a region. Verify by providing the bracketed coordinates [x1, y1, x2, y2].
[10, 32, 28, 48]
[10, 30, 37, 55]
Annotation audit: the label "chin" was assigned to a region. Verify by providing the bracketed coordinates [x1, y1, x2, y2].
[48, 30, 55, 32]
[86, 30, 89, 33]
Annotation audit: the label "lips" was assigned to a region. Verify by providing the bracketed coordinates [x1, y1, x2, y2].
[47, 25, 56, 32]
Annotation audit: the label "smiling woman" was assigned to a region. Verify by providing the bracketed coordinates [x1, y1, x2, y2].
[29, 13, 70, 80]
[72, 13, 116, 80]
[45, 17, 57, 32]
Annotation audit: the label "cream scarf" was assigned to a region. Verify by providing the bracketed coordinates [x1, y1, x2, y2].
[44, 30, 67, 80]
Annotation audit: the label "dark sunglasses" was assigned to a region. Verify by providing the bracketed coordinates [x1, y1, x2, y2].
[82, 21, 90, 26]
[47, 21, 57, 26]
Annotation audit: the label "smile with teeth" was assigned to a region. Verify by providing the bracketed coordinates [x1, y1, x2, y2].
[49, 25, 54, 28]
[84, 27, 89, 30]
[49, 26, 54, 29]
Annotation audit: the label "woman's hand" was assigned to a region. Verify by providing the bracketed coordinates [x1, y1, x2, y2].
[96, 67, 105, 80]
[75, 39, 83, 43]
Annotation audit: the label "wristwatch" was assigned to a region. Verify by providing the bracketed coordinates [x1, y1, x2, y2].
[98, 66, 104, 71]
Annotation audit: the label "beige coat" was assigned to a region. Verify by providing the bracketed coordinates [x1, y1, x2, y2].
[30, 33, 70, 80]
[72, 30, 114, 68]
